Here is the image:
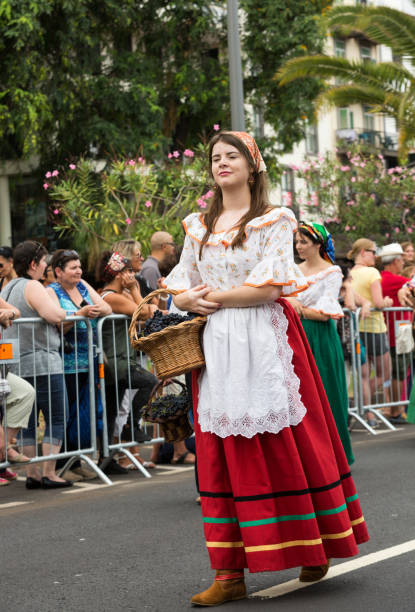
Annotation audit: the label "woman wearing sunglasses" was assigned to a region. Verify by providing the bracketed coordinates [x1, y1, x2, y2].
[348, 238, 393, 427]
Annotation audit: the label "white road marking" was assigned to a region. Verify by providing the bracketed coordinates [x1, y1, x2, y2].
[156, 466, 194, 476]
[0, 501, 33, 509]
[62, 480, 133, 494]
[250, 539, 415, 599]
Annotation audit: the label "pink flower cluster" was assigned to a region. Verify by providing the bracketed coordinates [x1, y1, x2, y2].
[197, 190, 214, 209]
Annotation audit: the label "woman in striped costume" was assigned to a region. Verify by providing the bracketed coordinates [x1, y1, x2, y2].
[164, 131, 369, 607]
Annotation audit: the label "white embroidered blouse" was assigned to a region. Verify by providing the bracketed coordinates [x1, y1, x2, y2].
[164, 206, 308, 438]
[296, 266, 344, 319]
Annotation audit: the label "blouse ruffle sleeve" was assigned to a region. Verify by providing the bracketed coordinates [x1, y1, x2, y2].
[242, 207, 308, 297]
[163, 214, 203, 291]
[311, 268, 344, 318]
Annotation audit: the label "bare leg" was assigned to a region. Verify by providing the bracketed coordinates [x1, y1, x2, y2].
[5, 426, 30, 462]
[24, 445, 42, 480]
[172, 440, 195, 464]
[42, 442, 66, 482]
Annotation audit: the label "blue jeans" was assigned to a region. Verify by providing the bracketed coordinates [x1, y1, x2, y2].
[22, 374, 68, 446]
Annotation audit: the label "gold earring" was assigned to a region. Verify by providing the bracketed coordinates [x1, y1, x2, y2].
[248, 176, 254, 185]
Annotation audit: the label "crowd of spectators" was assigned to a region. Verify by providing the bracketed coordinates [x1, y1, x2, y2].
[0, 232, 196, 488]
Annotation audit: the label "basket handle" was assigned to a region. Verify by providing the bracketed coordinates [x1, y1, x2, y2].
[145, 378, 187, 417]
[129, 287, 180, 341]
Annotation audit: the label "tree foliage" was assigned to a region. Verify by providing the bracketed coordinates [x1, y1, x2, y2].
[0, 0, 331, 168]
[241, 0, 332, 153]
[277, 3, 415, 161]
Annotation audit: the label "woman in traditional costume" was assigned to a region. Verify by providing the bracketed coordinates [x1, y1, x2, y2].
[288, 223, 354, 465]
[164, 132, 369, 607]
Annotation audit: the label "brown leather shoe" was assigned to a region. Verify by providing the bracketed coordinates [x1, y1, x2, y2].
[191, 577, 246, 607]
[299, 560, 330, 582]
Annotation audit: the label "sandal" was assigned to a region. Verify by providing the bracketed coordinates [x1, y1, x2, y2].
[171, 451, 195, 465]
[7, 445, 30, 464]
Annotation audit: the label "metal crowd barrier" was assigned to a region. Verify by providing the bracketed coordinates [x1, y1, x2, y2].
[342, 306, 414, 435]
[0, 316, 111, 484]
[95, 314, 164, 479]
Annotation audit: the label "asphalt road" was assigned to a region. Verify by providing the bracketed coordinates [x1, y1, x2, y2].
[2, 426, 415, 612]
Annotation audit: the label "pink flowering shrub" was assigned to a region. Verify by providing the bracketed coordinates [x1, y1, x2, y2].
[292, 145, 415, 245]
[47, 144, 212, 269]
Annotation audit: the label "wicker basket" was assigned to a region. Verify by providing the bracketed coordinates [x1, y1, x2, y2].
[129, 288, 207, 379]
[142, 379, 193, 443]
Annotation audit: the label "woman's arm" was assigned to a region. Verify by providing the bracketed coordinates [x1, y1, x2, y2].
[81, 281, 112, 316]
[0, 297, 20, 318]
[103, 291, 158, 319]
[300, 307, 329, 322]
[26, 281, 66, 324]
[206, 284, 282, 308]
[173, 283, 281, 313]
[371, 279, 393, 309]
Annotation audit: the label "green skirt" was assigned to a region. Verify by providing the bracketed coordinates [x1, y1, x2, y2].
[302, 318, 354, 465]
[407, 384, 415, 423]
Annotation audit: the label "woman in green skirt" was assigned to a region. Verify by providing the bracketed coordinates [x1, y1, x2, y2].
[287, 222, 354, 465]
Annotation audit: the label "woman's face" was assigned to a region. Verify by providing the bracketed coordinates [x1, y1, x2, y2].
[295, 232, 320, 261]
[211, 140, 251, 190]
[44, 265, 55, 286]
[403, 244, 415, 262]
[129, 246, 143, 273]
[56, 259, 82, 286]
[0, 256, 13, 278]
[360, 245, 376, 266]
[30, 255, 48, 281]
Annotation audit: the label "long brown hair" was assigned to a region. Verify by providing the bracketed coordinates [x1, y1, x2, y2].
[199, 132, 269, 259]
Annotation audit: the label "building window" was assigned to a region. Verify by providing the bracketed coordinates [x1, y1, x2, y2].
[338, 107, 354, 130]
[305, 124, 319, 155]
[253, 106, 264, 140]
[360, 45, 374, 63]
[363, 105, 375, 131]
[334, 39, 346, 58]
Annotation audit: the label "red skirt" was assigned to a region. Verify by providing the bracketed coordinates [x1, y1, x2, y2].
[193, 299, 369, 573]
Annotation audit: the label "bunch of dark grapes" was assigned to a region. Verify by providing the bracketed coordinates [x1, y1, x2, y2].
[145, 392, 188, 420]
[142, 310, 199, 337]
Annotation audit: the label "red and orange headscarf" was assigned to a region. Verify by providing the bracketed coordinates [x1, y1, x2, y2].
[229, 131, 267, 173]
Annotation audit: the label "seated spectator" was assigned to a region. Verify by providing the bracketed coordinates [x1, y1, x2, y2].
[0, 246, 17, 291]
[401, 241, 415, 264]
[0, 240, 71, 489]
[380, 243, 414, 424]
[0, 298, 35, 483]
[99, 252, 159, 470]
[112, 239, 153, 298]
[47, 249, 112, 480]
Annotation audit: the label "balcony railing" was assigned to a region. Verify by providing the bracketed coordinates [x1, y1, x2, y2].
[336, 128, 398, 151]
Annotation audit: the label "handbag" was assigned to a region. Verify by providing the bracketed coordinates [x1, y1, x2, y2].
[395, 321, 415, 355]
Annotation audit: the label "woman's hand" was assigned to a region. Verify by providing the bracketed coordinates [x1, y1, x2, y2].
[173, 284, 221, 315]
[360, 301, 371, 320]
[120, 269, 138, 290]
[285, 298, 304, 318]
[383, 296, 393, 309]
[76, 305, 101, 319]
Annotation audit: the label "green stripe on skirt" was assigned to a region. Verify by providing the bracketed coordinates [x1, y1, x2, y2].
[301, 318, 354, 465]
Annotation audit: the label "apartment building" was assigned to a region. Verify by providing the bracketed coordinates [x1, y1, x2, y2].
[275, 0, 415, 218]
